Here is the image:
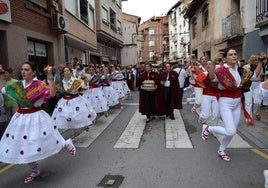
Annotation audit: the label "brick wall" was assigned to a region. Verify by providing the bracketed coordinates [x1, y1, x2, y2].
[11, 0, 54, 36]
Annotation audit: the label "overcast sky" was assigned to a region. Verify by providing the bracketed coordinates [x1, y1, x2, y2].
[122, 0, 179, 22]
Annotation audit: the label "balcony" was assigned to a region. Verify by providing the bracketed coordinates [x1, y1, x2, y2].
[163, 45, 169, 53]
[163, 32, 169, 39]
[172, 51, 178, 59]
[256, 0, 268, 27]
[172, 34, 177, 42]
[222, 13, 244, 40]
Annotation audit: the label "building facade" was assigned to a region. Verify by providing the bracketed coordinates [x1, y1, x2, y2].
[121, 13, 141, 66]
[63, 0, 97, 65]
[247, 0, 268, 59]
[184, 0, 244, 60]
[94, 0, 124, 65]
[167, 0, 190, 64]
[138, 16, 169, 65]
[0, 0, 97, 78]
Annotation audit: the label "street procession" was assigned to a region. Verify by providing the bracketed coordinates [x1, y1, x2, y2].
[0, 0, 268, 187]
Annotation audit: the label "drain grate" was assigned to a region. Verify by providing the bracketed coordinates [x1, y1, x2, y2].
[97, 175, 124, 188]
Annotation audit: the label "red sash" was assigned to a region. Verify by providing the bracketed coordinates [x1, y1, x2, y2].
[17, 107, 41, 114]
[215, 66, 237, 91]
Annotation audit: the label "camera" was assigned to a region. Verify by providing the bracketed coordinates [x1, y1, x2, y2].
[258, 57, 265, 61]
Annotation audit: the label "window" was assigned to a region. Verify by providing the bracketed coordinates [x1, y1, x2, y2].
[28, 40, 48, 80]
[102, 7, 109, 24]
[148, 28, 155, 35]
[115, 0, 121, 8]
[171, 12, 177, 25]
[65, 0, 78, 16]
[65, 0, 95, 28]
[88, 3, 95, 29]
[149, 40, 155, 46]
[28, 41, 47, 57]
[80, 0, 88, 24]
[202, 4, 209, 28]
[26, 0, 48, 13]
[110, 8, 116, 32]
[117, 20, 122, 34]
[192, 17, 197, 39]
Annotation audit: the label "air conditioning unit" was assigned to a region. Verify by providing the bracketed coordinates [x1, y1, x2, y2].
[51, 13, 68, 32]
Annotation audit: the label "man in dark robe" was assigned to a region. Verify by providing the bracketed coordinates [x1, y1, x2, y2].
[139, 63, 165, 123]
[160, 63, 182, 120]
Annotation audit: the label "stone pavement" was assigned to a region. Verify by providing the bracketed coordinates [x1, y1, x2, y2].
[237, 106, 268, 153]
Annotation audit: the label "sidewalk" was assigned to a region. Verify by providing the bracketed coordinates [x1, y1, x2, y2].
[237, 106, 268, 153]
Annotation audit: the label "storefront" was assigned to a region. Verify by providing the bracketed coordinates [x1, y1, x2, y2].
[64, 35, 96, 66]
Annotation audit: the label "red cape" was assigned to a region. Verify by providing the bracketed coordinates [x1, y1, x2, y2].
[139, 71, 166, 116]
[161, 71, 182, 110]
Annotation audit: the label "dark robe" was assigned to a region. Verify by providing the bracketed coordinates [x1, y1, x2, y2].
[139, 71, 166, 116]
[161, 70, 182, 110]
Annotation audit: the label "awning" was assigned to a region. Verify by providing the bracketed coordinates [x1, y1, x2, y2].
[64, 35, 96, 51]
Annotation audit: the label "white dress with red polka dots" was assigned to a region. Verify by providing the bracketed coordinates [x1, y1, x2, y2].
[52, 95, 97, 129]
[83, 87, 109, 114]
[0, 80, 66, 164]
[111, 73, 126, 99]
[102, 85, 120, 107]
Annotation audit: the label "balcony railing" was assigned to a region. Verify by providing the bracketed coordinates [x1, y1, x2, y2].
[256, 0, 268, 25]
[222, 13, 243, 40]
[163, 33, 169, 39]
[172, 51, 178, 59]
[163, 45, 169, 53]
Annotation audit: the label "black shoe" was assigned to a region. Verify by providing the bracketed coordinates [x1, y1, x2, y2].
[146, 118, 151, 123]
[152, 116, 156, 120]
[170, 116, 175, 120]
[166, 114, 169, 117]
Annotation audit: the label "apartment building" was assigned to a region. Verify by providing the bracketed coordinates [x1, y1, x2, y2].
[121, 13, 141, 66]
[0, 0, 98, 78]
[94, 0, 125, 65]
[184, 0, 244, 60]
[138, 16, 169, 65]
[167, 0, 190, 64]
[63, 0, 97, 65]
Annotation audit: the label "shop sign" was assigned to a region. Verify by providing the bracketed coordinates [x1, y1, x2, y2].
[0, 0, 11, 23]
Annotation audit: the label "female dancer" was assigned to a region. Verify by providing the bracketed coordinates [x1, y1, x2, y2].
[101, 66, 120, 107]
[198, 60, 220, 130]
[83, 65, 109, 116]
[0, 62, 76, 183]
[190, 56, 207, 113]
[201, 49, 263, 161]
[51, 67, 96, 136]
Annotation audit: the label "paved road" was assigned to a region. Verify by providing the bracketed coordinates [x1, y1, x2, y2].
[0, 90, 267, 188]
